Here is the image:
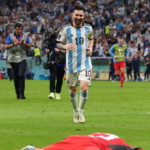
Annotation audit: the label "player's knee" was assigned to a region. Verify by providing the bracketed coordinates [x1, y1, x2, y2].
[70, 87, 77, 94]
[80, 86, 88, 92]
[121, 70, 124, 73]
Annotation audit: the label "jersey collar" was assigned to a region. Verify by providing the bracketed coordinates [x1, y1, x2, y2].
[118, 43, 123, 47]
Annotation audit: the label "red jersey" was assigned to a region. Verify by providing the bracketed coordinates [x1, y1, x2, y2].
[36, 133, 141, 150]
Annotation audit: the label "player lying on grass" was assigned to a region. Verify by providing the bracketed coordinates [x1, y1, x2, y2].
[18, 132, 142, 150]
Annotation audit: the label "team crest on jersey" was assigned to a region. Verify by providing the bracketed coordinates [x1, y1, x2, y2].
[57, 34, 61, 39]
[85, 33, 87, 37]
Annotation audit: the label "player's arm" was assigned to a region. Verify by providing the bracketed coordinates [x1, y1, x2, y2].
[125, 47, 131, 61]
[125, 47, 130, 57]
[5, 35, 15, 49]
[87, 27, 94, 56]
[5, 35, 31, 49]
[23, 36, 31, 49]
[57, 42, 75, 51]
[54, 47, 66, 54]
[56, 28, 75, 51]
[86, 39, 94, 56]
[109, 45, 116, 58]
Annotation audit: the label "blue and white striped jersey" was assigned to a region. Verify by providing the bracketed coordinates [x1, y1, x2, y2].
[57, 23, 93, 73]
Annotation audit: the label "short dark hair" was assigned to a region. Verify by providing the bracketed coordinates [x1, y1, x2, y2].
[15, 22, 23, 28]
[73, 4, 84, 12]
[118, 37, 123, 39]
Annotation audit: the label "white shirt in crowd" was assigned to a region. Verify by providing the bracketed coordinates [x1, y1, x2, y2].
[95, 43, 104, 56]
[130, 47, 138, 57]
[144, 47, 150, 57]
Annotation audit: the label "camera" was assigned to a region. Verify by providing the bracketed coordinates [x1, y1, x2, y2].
[44, 30, 58, 46]
[43, 30, 58, 69]
[43, 60, 56, 69]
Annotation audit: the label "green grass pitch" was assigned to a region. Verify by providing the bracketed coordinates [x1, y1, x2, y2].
[0, 80, 150, 150]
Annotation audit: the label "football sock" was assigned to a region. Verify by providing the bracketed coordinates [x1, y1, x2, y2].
[121, 71, 124, 86]
[69, 92, 78, 112]
[79, 91, 88, 112]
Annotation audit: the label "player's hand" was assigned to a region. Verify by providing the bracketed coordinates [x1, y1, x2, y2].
[54, 48, 60, 52]
[114, 55, 118, 59]
[86, 48, 93, 56]
[64, 43, 76, 51]
[14, 41, 21, 46]
[22, 40, 26, 45]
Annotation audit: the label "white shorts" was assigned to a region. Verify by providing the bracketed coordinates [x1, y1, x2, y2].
[66, 69, 92, 87]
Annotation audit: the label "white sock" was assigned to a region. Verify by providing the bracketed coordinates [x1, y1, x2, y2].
[69, 92, 78, 112]
[79, 91, 88, 112]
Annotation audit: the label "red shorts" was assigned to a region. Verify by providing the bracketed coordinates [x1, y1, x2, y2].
[114, 62, 125, 71]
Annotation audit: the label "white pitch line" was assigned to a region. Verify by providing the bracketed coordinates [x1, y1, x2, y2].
[138, 112, 150, 114]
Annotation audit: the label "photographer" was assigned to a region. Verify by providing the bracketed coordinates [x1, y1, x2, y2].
[44, 31, 65, 100]
[5, 22, 31, 99]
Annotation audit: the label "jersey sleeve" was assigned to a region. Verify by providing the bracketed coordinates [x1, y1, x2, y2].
[6, 35, 11, 44]
[57, 28, 67, 44]
[109, 45, 115, 57]
[125, 47, 129, 57]
[88, 26, 93, 40]
[26, 37, 30, 44]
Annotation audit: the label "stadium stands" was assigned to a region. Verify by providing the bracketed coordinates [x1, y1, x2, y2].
[0, 0, 150, 81]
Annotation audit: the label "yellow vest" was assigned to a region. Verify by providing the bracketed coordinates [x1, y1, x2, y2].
[114, 44, 127, 62]
[105, 26, 110, 35]
[34, 48, 40, 56]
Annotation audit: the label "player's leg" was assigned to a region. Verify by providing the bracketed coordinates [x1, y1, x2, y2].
[66, 72, 79, 122]
[79, 80, 89, 123]
[147, 70, 150, 80]
[18, 60, 27, 99]
[127, 69, 129, 80]
[138, 68, 140, 80]
[48, 65, 56, 99]
[120, 62, 126, 87]
[112, 69, 115, 81]
[114, 62, 120, 80]
[10, 62, 20, 99]
[35, 56, 38, 66]
[78, 69, 91, 123]
[134, 70, 137, 81]
[144, 69, 147, 80]
[55, 65, 65, 99]
[129, 69, 132, 81]
[38, 56, 42, 66]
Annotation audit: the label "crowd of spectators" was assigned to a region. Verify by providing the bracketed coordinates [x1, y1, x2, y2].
[0, 0, 150, 59]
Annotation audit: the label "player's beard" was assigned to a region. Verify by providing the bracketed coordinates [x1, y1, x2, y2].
[74, 18, 84, 27]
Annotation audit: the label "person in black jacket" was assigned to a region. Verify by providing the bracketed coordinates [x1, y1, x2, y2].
[144, 56, 150, 81]
[109, 58, 115, 81]
[126, 59, 132, 81]
[132, 54, 143, 81]
[46, 45, 65, 100]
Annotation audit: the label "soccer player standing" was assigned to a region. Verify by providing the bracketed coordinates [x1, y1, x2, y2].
[56, 4, 94, 123]
[109, 38, 129, 87]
